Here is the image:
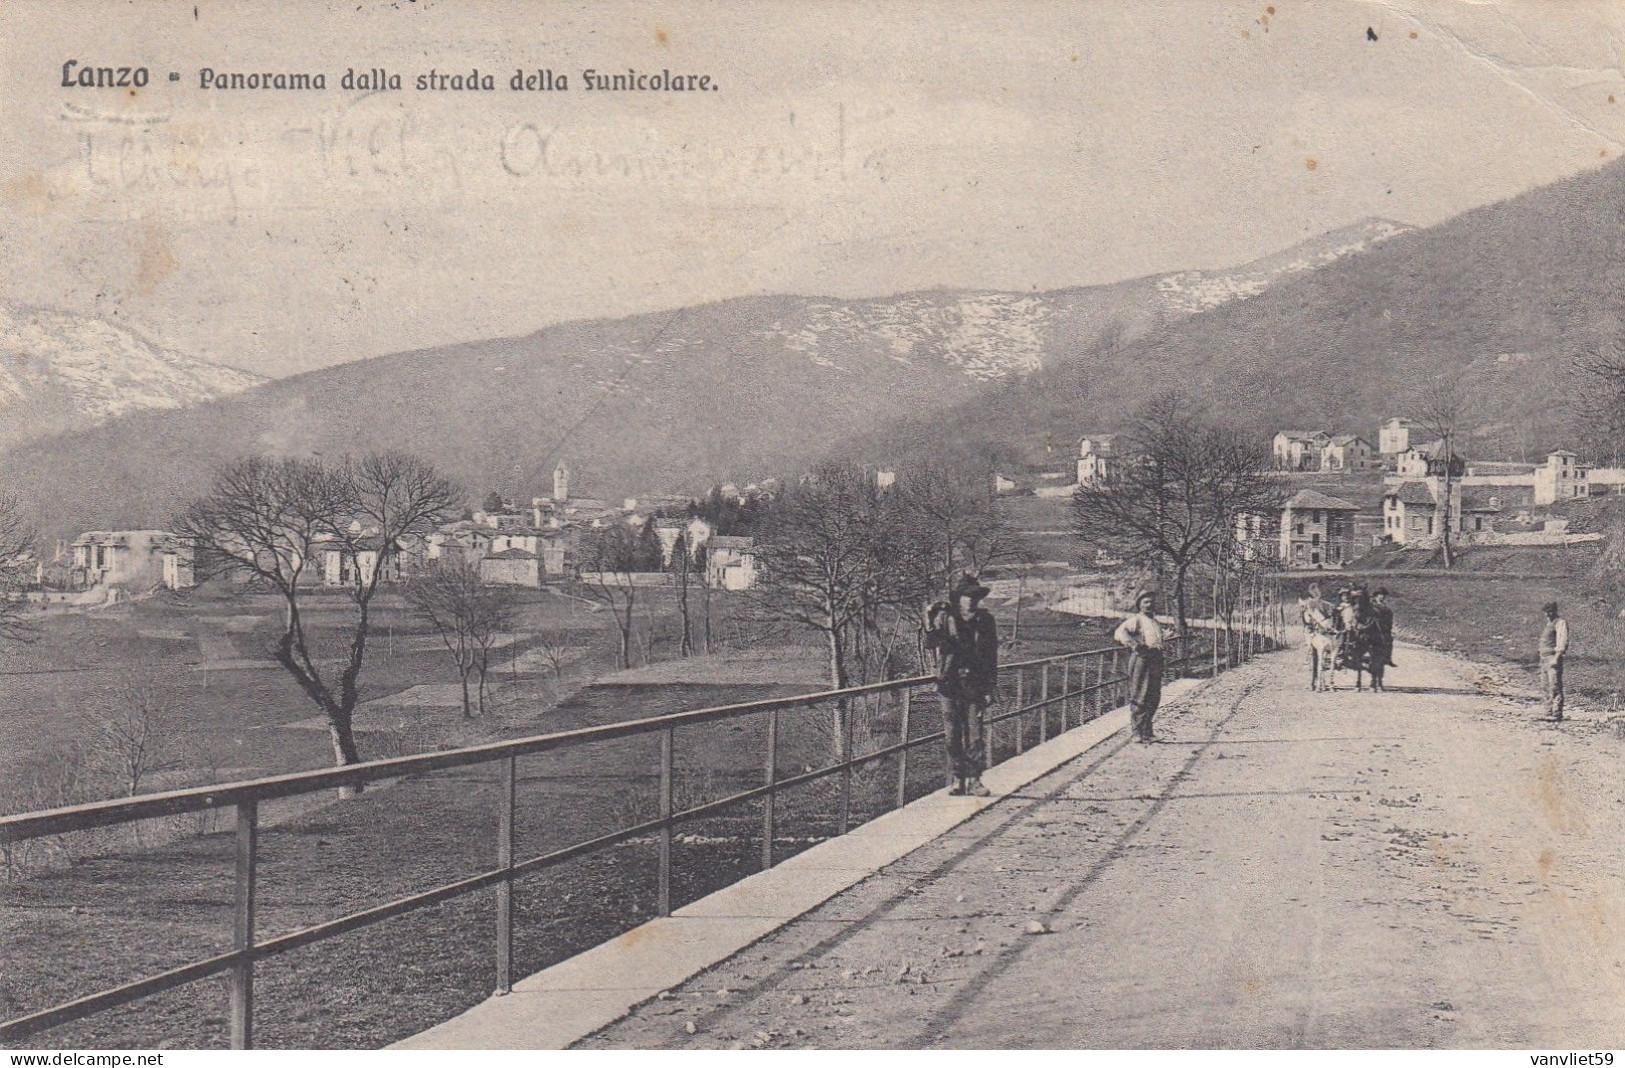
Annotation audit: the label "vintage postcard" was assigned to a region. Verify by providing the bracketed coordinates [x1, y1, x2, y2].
[2, 0, 1624, 1055]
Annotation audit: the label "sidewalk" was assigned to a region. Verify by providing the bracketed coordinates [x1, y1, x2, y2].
[395, 676, 1213, 1049]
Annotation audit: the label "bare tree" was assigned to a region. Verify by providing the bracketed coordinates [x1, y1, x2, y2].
[892, 460, 1021, 600]
[176, 452, 458, 778]
[0, 492, 38, 646]
[1410, 374, 1472, 569]
[79, 673, 180, 800]
[537, 640, 573, 679]
[471, 583, 517, 715]
[578, 526, 642, 669]
[1071, 395, 1280, 631]
[669, 528, 695, 658]
[748, 463, 921, 692]
[1569, 338, 1625, 465]
[407, 559, 516, 717]
[695, 540, 716, 654]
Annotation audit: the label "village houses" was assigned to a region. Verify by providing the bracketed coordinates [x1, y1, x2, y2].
[70, 530, 193, 591]
[1271, 430, 1330, 471]
[321, 533, 431, 588]
[1272, 429, 1379, 473]
[1394, 440, 1467, 480]
[1077, 434, 1122, 486]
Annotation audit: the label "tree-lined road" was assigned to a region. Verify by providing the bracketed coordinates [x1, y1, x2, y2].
[581, 645, 1625, 1049]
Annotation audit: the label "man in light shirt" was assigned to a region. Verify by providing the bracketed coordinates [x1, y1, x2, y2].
[1539, 600, 1567, 722]
[1114, 590, 1164, 743]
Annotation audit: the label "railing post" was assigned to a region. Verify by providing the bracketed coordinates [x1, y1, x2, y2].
[495, 754, 516, 995]
[983, 679, 995, 772]
[1014, 668, 1025, 754]
[658, 727, 674, 917]
[762, 707, 778, 871]
[838, 698, 852, 835]
[1038, 663, 1050, 743]
[1117, 648, 1127, 707]
[896, 689, 911, 809]
[229, 800, 258, 1050]
[1094, 650, 1105, 718]
[1059, 659, 1070, 731]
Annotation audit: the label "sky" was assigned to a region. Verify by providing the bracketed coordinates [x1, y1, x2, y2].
[4, 0, 1625, 379]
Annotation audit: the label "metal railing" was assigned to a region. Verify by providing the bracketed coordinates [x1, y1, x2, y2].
[0, 629, 1265, 1048]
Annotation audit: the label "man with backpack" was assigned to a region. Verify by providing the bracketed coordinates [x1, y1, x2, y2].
[924, 571, 998, 796]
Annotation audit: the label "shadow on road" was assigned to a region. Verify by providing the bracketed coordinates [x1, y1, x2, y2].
[1381, 685, 1514, 697]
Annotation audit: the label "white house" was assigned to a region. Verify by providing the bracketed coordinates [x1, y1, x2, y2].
[159, 537, 195, 590]
[324, 545, 388, 587]
[705, 535, 758, 591]
[1320, 434, 1375, 473]
[321, 534, 424, 587]
[1378, 417, 1412, 457]
[1234, 510, 1280, 563]
[1383, 479, 1462, 545]
[1394, 439, 1465, 480]
[654, 516, 715, 567]
[1077, 434, 1121, 486]
[1532, 450, 1589, 505]
[1589, 466, 1625, 495]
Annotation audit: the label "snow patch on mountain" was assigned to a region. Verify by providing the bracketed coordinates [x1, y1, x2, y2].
[759, 292, 1051, 381]
[0, 304, 265, 447]
[1155, 218, 1412, 314]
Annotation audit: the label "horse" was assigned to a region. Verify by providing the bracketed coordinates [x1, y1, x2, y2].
[1336, 610, 1388, 692]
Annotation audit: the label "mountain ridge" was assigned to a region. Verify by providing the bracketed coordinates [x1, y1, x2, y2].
[1, 217, 1412, 540]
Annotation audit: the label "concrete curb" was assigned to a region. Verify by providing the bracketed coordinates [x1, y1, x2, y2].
[393, 676, 1210, 1050]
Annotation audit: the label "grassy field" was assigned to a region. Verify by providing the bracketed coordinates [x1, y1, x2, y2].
[0, 582, 760, 802]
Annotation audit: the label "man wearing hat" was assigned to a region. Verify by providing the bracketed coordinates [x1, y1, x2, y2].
[1114, 588, 1165, 743]
[1371, 588, 1396, 668]
[1538, 600, 1567, 721]
[925, 571, 998, 795]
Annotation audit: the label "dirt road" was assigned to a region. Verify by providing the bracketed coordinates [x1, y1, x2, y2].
[580, 644, 1625, 1049]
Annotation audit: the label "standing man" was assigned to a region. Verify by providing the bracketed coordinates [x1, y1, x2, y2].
[1115, 589, 1165, 743]
[925, 571, 996, 796]
[1371, 588, 1396, 668]
[1539, 600, 1567, 722]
